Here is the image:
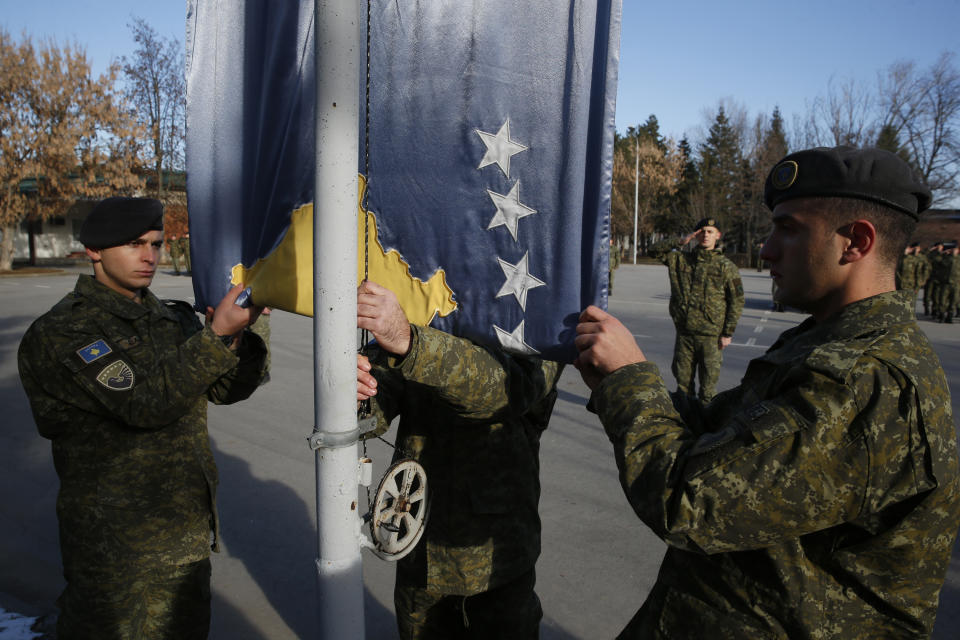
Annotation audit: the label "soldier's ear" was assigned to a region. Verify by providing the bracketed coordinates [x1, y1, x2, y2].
[838, 220, 876, 264]
[85, 246, 103, 263]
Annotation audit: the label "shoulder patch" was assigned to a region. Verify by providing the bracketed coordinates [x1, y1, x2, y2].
[96, 360, 135, 391]
[76, 339, 113, 364]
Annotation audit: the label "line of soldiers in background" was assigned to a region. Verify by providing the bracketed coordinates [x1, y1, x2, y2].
[166, 233, 192, 275]
[897, 240, 960, 323]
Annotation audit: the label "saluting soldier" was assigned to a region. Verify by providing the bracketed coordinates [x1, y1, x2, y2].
[896, 242, 927, 314]
[574, 146, 959, 638]
[648, 218, 744, 402]
[18, 198, 268, 639]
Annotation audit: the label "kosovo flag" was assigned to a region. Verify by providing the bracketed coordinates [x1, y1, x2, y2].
[186, 0, 621, 362]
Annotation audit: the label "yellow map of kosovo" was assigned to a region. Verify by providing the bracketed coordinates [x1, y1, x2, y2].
[230, 175, 457, 325]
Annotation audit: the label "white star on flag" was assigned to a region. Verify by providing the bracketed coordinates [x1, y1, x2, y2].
[487, 181, 537, 241]
[496, 252, 546, 310]
[493, 320, 539, 355]
[476, 119, 528, 178]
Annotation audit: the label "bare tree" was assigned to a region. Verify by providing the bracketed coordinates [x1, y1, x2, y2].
[878, 53, 960, 204]
[0, 35, 142, 271]
[800, 76, 876, 148]
[123, 17, 186, 197]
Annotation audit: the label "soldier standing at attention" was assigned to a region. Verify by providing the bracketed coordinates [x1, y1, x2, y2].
[180, 231, 193, 274]
[925, 241, 945, 317]
[356, 279, 563, 640]
[18, 197, 268, 639]
[648, 217, 744, 402]
[608, 235, 621, 295]
[938, 243, 960, 323]
[574, 146, 959, 638]
[167, 233, 183, 274]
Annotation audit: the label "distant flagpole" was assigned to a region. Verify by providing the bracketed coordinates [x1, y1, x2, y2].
[311, 0, 364, 638]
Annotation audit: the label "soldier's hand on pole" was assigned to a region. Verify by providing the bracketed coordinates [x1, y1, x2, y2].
[357, 354, 377, 403]
[357, 280, 412, 356]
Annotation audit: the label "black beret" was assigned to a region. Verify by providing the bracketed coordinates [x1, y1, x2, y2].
[80, 197, 164, 248]
[764, 146, 931, 219]
[694, 217, 719, 232]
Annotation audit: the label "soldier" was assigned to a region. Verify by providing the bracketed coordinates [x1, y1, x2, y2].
[180, 232, 192, 273]
[896, 242, 927, 315]
[17, 197, 268, 639]
[648, 218, 744, 402]
[924, 241, 945, 317]
[608, 235, 621, 295]
[356, 279, 563, 640]
[574, 146, 959, 638]
[938, 243, 960, 323]
[167, 233, 183, 274]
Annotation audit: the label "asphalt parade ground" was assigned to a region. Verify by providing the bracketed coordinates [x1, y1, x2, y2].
[2, 263, 960, 639]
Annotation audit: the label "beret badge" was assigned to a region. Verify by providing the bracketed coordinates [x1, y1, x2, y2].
[771, 161, 798, 190]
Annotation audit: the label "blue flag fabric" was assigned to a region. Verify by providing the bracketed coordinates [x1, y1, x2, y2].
[186, 0, 621, 362]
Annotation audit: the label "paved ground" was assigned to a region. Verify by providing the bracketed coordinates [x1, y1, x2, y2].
[2, 263, 960, 638]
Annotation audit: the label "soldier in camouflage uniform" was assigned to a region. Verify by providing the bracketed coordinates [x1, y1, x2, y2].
[896, 242, 929, 315]
[356, 280, 563, 640]
[648, 218, 744, 402]
[609, 236, 621, 294]
[924, 241, 945, 317]
[574, 147, 960, 638]
[167, 233, 183, 274]
[937, 243, 960, 323]
[17, 197, 268, 640]
[179, 232, 193, 273]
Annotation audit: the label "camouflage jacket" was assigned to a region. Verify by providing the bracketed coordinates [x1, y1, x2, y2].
[591, 290, 960, 638]
[367, 325, 563, 595]
[896, 254, 928, 291]
[930, 252, 950, 285]
[18, 275, 267, 574]
[650, 242, 744, 336]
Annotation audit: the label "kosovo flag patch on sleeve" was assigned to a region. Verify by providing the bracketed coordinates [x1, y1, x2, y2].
[76, 339, 113, 364]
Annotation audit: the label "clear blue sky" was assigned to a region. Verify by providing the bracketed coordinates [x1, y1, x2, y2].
[3, 0, 959, 145]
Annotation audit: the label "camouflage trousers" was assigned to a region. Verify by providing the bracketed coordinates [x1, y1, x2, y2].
[938, 284, 960, 321]
[56, 558, 212, 640]
[925, 282, 939, 315]
[394, 569, 541, 640]
[672, 332, 722, 403]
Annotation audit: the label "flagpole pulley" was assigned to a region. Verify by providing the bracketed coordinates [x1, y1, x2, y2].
[364, 459, 429, 561]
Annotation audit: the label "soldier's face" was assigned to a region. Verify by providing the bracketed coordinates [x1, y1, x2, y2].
[86, 230, 163, 299]
[760, 199, 847, 319]
[697, 226, 720, 250]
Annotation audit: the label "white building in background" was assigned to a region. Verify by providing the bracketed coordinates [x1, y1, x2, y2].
[8, 201, 93, 262]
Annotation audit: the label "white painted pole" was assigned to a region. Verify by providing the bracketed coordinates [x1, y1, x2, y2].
[632, 135, 639, 263]
[312, 1, 364, 638]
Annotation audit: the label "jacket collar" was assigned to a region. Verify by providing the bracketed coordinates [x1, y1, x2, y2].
[74, 275, 174, 321]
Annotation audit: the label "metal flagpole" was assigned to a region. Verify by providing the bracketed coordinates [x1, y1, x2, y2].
[632, 134, 639, 263]
[311, 0, 364, 638]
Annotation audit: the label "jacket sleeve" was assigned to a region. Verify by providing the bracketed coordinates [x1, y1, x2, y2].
[18, 319, 244, 433]
[206, 329, 268, 405]
[368, 325, 562, 425]
[648, 239, 683, 265]
[590, 359, 886, 554]
[722, 263, 744, 336]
